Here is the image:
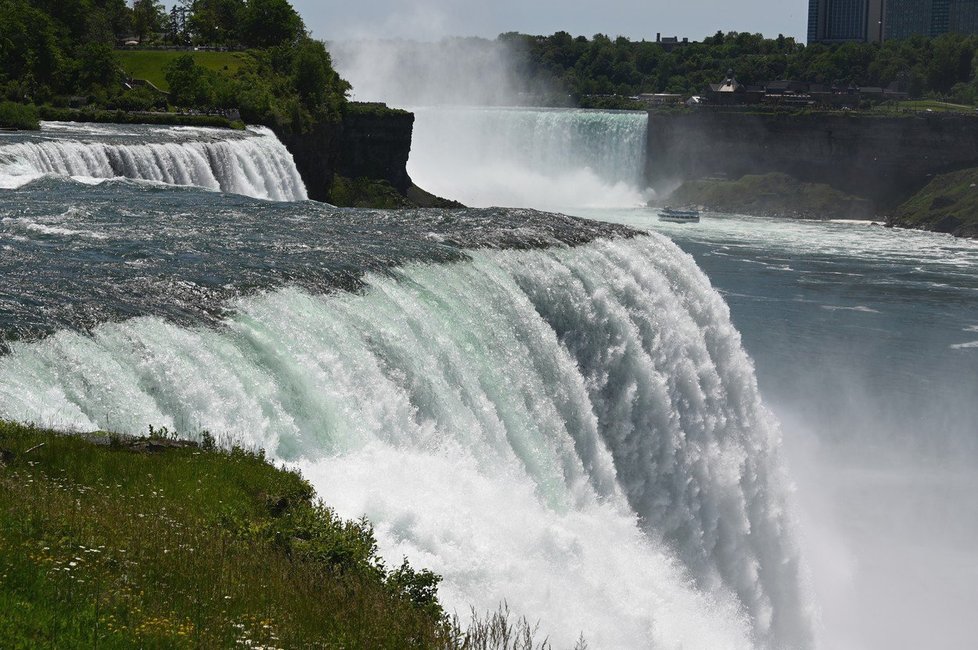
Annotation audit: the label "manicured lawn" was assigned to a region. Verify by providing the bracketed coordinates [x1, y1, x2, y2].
[872, 99, 977, 115]
[116, 50, 247, 90]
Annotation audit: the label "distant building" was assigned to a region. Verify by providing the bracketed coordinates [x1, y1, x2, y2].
[810, 0, 978, 43]
[637, 93, 684, 106]
[884, 0, 978, 39]
[808, 0, 884, 43]
[701, 72, 907, 107]
[885, 0, 946, 38]
[655, 33, 689, 52]
[951, 0, 978, 34]
[705, 71, 762, 105]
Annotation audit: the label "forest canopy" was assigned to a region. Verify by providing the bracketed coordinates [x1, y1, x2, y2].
[503, 30, 978, 106]
[0, 0, 350, 132]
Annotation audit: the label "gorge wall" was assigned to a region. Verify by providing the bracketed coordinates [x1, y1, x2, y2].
[647, 111, 978, 208]
[277, 104, 414, 203]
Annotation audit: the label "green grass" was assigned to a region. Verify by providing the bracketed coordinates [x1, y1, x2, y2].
[872, 99, 977, 115]
[116, 50, 247, 91]
[0, 421, 448, 648]
[0, 421, 574, 648]
[892, 167, 978, 237]
[38, 106, 243, 129]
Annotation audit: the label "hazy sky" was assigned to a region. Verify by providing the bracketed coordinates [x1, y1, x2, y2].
[292, 0, 809, 43]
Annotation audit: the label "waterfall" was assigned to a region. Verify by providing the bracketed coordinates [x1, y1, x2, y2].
[408, 107, 650, 210]
[0, 234, 814, 649]
[0, 124, 307, 201]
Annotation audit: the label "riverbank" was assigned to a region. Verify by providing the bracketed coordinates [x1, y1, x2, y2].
[0, 420, 447, 648]
[889, 167, 978, 237]
[646, 110, 978, 213]
[662, 170, 978, 238]
[664, 172, 874, 220]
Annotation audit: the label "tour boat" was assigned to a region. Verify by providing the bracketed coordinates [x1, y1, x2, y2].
[659, 207, 701, 223]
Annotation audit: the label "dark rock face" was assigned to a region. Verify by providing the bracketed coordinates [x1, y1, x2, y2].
[276, 108, 415, 202]
[646, 111, 978, 209]
[277, 121, 341, 203]
[337, 110, 414, 194]
[932, 214, 964, 233]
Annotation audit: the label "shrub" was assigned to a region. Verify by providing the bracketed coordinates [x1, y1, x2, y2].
[0, 101, 39, 130]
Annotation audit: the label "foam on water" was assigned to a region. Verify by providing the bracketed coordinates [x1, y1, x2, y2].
[0, 235, 813, 648]
[0, 124, 306, 201]
[408, 107, 651, 210]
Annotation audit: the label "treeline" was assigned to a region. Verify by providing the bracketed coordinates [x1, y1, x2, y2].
[502, 30, 978, 106]
[142, 0, 306, 48]
[0, 0, 350, 132]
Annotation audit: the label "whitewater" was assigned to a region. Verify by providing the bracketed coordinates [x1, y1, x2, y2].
[390, 98, 978, 648]
[0, 121, 816, 648]
[0, 236, 812, 648]
[0, 122, 306, 201]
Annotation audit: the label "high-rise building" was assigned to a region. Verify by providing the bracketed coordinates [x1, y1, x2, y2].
[808, 0, 885, 43]
[819, 0, 978, 41]
[950, 0, 978, 33]
[884, 0, 951, 39]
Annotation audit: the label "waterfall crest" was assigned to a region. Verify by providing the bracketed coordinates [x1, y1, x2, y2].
[0, 234, 813, 649]
[0, 124, 307, 201]
[408, 107, 650, 209]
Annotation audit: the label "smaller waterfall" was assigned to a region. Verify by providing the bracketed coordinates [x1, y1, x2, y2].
[0, 124, 307, 201]
[409, 107, 650, 209]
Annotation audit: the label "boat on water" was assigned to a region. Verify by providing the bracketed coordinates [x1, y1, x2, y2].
[659, 207, 701, 223]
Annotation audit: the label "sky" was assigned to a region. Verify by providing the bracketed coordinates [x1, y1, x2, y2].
[291, 0, 809, 43]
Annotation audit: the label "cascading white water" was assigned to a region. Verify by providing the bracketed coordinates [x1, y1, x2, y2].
[0, 124, 307, 201]
[0, 234, 814, 649]
[408, 107, 651, 209]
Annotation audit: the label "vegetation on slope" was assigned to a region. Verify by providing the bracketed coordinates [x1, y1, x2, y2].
[0, 421, 578, 648]
[666, 172, 875, 220]
[115, 50, 247, 91]
[0, 0, 350, 134]
[891, 167, 978, 237]
[0, 421, 445, 648]
[0, 101, 39, 130]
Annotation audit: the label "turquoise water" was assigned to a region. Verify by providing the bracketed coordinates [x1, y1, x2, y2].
[572, 208, 978, 650]
[4, 111, 977, 648]
[0, 123, 813, 648]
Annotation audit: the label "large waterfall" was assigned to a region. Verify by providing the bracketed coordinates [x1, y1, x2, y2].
[0, 123, 307, 201]
[408, 107, 650, 209]
[0, 181, 815, 647]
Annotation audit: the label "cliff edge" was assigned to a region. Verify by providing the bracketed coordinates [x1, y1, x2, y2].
[647, 110, 978, 212]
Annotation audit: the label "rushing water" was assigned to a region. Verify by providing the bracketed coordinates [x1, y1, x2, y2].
[0, 123, 815, 648]
[572, 209, 978, 650]
[404, 105, 978, 648]
[4, 111, 975, 649]
[0, 122, 307, 201]
[409, 107, 650, 209]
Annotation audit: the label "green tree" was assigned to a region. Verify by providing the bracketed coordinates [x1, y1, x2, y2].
[165, 54, 215, 106]
[132, 0, 165, 43]
[0, 0, 63, 91]
[187, 0, 244, 45]
[240, 0, 304, 48]
[76, 43, 122, 90]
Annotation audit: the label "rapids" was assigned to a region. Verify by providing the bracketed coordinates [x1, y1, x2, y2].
[0, 172, 813, 648]
[0, 122, 306, 201]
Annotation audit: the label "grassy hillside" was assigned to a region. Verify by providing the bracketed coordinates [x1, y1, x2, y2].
[891, 168, 978, 237]
[0, 421, 446, 648]
[116, 50, 246, 91]
[665, 172, 875, 220]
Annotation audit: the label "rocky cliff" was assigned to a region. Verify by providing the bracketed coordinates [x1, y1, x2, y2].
[276, 104, 417, 205]
[647, 111, 978, 209]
